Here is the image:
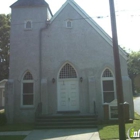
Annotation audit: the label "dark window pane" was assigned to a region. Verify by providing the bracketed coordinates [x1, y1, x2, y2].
[67, 21, 72, 28]
[23, 83, 33, 93]
[103, 92, 114, 103]
[26, 21, 31, 29]
[103, 69, 113, 77]
[103, 81, 114, 91]
[23, 95, 33, 105]
[23, 72, 33, 80]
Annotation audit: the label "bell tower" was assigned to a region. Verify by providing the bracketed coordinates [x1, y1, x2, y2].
[9, 0, 53, 79]
[7, 0, 53, 123]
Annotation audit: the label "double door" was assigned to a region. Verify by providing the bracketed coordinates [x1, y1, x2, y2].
[57, 79, 79, 111]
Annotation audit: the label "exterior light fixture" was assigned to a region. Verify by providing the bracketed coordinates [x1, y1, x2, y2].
[80, 77, 83, 82]
[52, 78, 55, 83]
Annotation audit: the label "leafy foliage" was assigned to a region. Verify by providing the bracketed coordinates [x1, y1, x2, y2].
[127, 51, 140, 93]
[0, 14, 10, 81]
[127, 51, 140, 76]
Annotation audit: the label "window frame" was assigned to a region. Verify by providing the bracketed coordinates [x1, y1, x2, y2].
[101, 68, 116, 104]
[21, 72, 34, 108]
[24, 20, 32, 30]
[66, 20, 72, 28]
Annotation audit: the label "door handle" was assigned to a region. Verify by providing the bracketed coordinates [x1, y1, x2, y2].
[63, 81, 65, 85]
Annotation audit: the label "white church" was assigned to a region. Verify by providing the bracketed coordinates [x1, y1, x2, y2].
[6, 0, 134, 124]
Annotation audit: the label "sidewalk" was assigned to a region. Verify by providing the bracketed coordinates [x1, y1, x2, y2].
[1, 130, 140, 140]
[0, 131, 31, 136]
[0, 129, 101, 140]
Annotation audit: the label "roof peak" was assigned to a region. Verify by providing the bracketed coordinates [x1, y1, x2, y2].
[11, 0, 48, 8]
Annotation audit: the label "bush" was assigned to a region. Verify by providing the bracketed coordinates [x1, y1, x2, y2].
[0, 111, 7, 126]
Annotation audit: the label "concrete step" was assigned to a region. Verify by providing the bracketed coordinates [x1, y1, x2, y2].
[35, 114, 98, 129]
[35, 125, 97, 129]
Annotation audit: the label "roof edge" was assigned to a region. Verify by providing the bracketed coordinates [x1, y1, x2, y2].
[10, 0, 48, 8]
[50, 0, 127, 60]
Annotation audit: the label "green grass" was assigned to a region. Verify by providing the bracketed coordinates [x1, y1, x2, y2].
[98, 113, 140, 140]
[0, 135, 26, 140]
[0, 109, 34, 131]
[0, 110, 32, 139]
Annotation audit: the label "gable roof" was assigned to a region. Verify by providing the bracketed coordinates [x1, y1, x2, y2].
[51, 0, 127, 60]
[10, 0, 48, 8]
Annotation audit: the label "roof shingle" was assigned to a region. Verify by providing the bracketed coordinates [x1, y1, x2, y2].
[11, 0, 48, 8]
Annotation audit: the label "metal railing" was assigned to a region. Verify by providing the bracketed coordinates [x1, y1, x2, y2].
[35, 102, 42, 118]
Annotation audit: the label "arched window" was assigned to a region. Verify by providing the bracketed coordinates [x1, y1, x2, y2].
[102, 68, 115, 103]
[25, 20, 32, 30]
[59, 63, 77, 79]
[66, 20, 72, 28]
[22, 72, 34, 106]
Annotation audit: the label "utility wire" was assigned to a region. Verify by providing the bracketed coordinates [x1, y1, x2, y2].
[11, 12, 140, 26]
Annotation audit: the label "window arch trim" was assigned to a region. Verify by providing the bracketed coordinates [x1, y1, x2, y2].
[58, 62, 78, 79]
[101, 68, 114, 78]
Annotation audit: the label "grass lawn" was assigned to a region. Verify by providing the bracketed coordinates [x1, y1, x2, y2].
[0, 123, 34, 131]
[0, 135, 26, 140]
[0, 109, 34, 131]
[99, 113, 140, 140]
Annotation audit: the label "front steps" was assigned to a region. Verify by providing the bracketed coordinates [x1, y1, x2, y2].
[35, 114, 98, 129]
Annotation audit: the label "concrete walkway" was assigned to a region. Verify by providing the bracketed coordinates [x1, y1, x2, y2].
[24, 129, 100, 140]
[1, 129, 140, 140]
[0, 131, 31, 136]
[0, 129, 100, 140]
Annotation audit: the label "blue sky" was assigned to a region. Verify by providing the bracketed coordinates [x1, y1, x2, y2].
[0, 0, 140, 52]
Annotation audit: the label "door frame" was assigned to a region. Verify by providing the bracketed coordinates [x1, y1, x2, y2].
[57, 62, 79, 112]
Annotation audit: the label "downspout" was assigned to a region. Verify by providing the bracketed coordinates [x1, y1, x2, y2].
[38, 4, 53, 114]
[38, 20, 50, 113]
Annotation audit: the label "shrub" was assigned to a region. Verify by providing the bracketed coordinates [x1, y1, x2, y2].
[0, 111, 7, 126]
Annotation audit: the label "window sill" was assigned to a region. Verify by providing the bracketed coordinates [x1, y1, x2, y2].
[20, 106, 34, 110]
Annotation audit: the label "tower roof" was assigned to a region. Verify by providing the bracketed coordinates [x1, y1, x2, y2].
[10, 0, 48, 8]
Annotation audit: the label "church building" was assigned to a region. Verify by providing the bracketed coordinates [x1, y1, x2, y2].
[6, 0, 134, 123]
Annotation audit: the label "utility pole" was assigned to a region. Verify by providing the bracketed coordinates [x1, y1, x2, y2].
[109, 0, 126, 140]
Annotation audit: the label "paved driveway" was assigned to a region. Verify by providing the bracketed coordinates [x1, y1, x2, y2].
[134, 97, 140, 115]
[24, 128, 100, 140]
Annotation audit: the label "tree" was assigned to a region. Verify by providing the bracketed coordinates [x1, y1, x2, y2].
[127, 51, 140, 94]
[0, 14, 10, 81]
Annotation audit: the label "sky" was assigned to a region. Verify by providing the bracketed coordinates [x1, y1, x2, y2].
[0, 0, 140, 52]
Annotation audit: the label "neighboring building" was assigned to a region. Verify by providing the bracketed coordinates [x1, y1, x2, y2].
[6, 0, 134, 123]
[0, 79, 7, 109]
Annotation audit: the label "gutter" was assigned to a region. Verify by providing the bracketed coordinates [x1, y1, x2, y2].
[39, 20, 50, 106]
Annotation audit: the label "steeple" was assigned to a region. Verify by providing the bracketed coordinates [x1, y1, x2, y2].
[10, 0, 48, 8]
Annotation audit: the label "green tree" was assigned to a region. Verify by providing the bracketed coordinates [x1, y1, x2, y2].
[127, 51, 140, 94]
[0, 14, 10, 81]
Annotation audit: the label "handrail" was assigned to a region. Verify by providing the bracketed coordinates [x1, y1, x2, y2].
[35, 102, 42, 118]
[94, 101, 97, 116]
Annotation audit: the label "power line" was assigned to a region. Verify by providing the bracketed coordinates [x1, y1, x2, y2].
[11, 14, 140, 26]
